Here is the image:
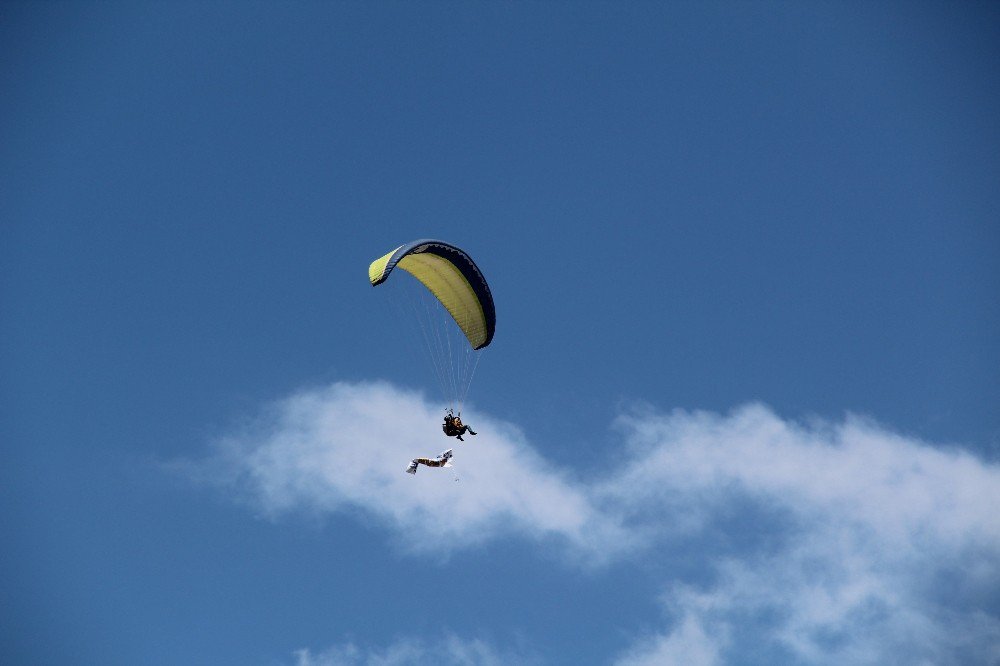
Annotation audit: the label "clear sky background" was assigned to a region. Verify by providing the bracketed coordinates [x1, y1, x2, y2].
[2, 2, 998, 665]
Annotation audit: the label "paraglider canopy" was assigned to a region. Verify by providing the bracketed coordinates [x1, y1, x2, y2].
[369, 239, 495, 350]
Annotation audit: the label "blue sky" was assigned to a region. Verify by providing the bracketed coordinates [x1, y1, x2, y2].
[2, 2, 998, 664]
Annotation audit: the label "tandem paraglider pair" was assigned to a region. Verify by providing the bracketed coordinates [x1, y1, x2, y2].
[442, 411, 476, 441]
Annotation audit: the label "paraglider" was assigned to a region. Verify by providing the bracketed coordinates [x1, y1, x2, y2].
[369, 239, 494, 476]
[369, 238, 494, 423]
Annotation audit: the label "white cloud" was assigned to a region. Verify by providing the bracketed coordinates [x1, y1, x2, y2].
[606, 404, 1000, 665]
[293, 633, 538, 666]
[614, 612, 723, 666]
[193, 382, 1000, 664]
[202, 381, 628, 557]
